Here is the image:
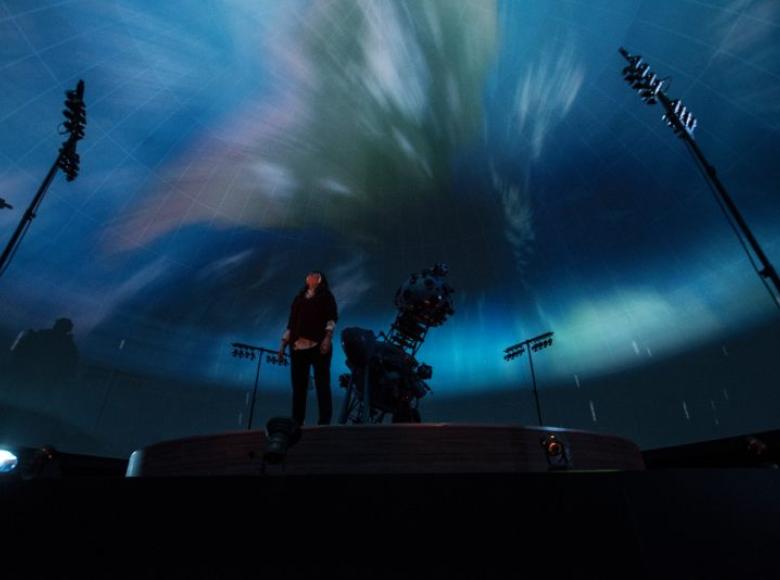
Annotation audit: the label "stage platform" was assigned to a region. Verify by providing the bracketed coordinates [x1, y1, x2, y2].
[126, 423, 645, 476]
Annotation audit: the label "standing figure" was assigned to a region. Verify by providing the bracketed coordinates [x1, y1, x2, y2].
[279, 271, 338, 426]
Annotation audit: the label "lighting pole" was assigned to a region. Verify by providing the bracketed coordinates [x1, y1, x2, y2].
[618, 47, 780, 308]
[231, 342, 288, 430]
[0, 80, 86, 279]
[504, 331, 554, 426]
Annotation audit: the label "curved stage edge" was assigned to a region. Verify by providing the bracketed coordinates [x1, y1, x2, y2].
[126, 423, 645, 476]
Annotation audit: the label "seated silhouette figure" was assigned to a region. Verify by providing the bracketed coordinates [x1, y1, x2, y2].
[7, 318, 80, 389]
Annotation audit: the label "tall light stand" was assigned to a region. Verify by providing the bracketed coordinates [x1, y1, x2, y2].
[504, 331, 554, 426]
[231, 342, 288, 430]
[618, 47, 780, 308]
[0, 80, 86, 279]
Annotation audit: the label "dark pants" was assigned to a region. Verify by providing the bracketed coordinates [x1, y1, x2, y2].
[290, 346, 332, 426]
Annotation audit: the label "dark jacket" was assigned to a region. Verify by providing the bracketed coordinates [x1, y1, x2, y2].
[287, 290, 338, 344]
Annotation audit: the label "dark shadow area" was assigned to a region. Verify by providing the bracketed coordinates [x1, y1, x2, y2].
[2, 470, 779, 578]
[643, 428, 780, 469]
[2, 317, 80, 400]
[0, 403, 101, 454]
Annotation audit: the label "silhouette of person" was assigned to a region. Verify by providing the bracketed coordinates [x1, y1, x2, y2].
[278, 271, 338, 426]
[8, 318, 80, 388]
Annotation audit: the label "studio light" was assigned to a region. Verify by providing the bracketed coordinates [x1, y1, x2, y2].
[0, 447, 60, 478]
[663, 99, 697, 136]
[265, 354, 288, 366]
[263, 417, 301, 466]
[541, 434, 571, 470]
[57, 80, 87, 181]
[620, 47, 696, 138]
[503, 345, 525, 361]
[0, 449, 18, 474]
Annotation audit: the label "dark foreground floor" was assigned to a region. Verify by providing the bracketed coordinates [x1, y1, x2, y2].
[3, 469, 780, 579]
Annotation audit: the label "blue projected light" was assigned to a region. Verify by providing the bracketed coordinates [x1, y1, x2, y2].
[0, 0, 778, 453]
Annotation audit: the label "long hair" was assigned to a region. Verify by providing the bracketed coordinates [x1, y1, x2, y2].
[297, 270, 331, 297]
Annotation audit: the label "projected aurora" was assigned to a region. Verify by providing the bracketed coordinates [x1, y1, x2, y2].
[0, 0, 778, 455]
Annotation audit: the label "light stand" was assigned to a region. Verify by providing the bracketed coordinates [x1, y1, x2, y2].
[504, 331, 554, 426]
[618, 47, 780, 308]
[231, 342, 288, 430]
[0, 80, 86, 279]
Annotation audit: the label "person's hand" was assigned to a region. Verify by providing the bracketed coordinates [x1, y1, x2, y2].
[320, 335, 332, 354]
[278, 344, 287, 361]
